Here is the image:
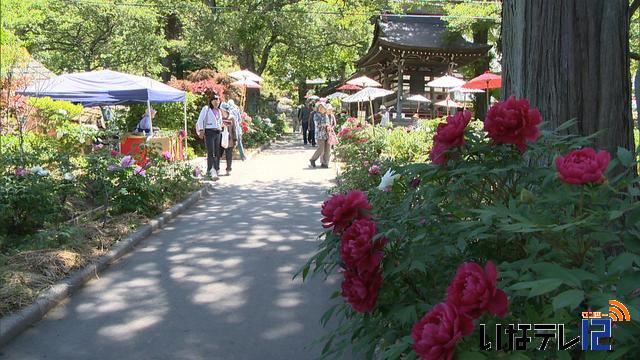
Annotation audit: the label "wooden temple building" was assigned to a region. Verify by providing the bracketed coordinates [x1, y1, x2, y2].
[353, 14, 490, 120]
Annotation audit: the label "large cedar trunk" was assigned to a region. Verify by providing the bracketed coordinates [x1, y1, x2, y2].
[635, 67, 640, 128]
[501, 0, 635, 155]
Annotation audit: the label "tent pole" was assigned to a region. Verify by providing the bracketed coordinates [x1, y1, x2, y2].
[147, 100, 153, 137]
[183, 100, 187, 160]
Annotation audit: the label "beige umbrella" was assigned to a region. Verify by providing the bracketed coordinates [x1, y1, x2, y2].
[230, 79, 261, 110]
[343, 87, 394, 126]
[229, 69, 263, 83]
[435, 97, 461, 116]
[346, 75, 382, 88]
[427, 75, 465, 89]
[406, 94, 431, 114]
[346, 77, 382, 115]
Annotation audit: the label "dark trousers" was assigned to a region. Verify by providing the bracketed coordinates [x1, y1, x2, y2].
[302, 120, 309, 144]
[221, 146, 234, 171]
[308, 121, 316, 146]
[204, 129, 221, 173]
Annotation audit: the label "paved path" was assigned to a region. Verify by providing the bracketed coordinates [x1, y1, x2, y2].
[1, 136, 339, 360]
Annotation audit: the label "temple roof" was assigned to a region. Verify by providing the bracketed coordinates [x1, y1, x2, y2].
[356, 14, 491, 68]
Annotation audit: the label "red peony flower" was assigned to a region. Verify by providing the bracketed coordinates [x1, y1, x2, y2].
[555, 147, 610, 185]
[321, 190, 372, 233]
[446, 261, 509, 319]
[341, 269, 383, 313]
[340, 219, 386, 273]
[484, 96, 541, 152]
[429, 141, 450, 165]
[429, 110, 471, 165]
[338, 127, 351, 137]
[368, 165, 381, 176]
[412, 302, 474, 360]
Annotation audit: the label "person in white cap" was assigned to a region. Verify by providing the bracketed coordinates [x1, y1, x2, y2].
[378, 104, 391, 127]
[309, 102, 332, 168]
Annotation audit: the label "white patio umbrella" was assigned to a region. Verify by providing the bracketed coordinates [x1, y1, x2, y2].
[435, 98, 461, 114]
[427, 75, 465, 89]
[327, 91, 348, 100]
[449, 86, 484, 110]
[346, 76, 382, 88]
[343, 87, 394, 126]
[229, 69, 263, 83]
[406, 94, 431, 114]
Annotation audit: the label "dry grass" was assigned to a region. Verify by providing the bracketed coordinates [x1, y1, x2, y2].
[0, 213, 148, 317]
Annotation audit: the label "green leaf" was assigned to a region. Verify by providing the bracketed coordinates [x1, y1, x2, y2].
[617, 147, 634, 167]
[510, 279, 564, 297]
[623, 233, 640, 253]
[528, 279, 563, 297]
[608, 210, 625, 220]
[609, 253, 640, 274]
[382, 336, 412, 360]
[530, 263, 581, 287]
[552, 289, 584, 311]
[456, 352, 487, 360]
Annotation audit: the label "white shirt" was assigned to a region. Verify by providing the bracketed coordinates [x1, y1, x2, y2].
[196, 106, 222, 132]
[136, 114, 151, 131]
[380, 111, 390, 127]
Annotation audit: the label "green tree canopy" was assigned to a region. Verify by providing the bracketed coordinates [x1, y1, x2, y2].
[11, 0, 166, 74]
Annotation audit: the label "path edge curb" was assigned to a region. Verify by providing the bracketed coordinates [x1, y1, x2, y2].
[0, 183, 213, 348]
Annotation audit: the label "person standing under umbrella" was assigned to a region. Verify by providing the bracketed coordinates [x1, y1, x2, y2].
[309, 102, 331, 168]
[196, 93, 223, 180]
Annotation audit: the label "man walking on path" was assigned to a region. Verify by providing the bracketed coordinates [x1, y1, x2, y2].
[0, 136, 338, 360]
[299, 102, 312, 145]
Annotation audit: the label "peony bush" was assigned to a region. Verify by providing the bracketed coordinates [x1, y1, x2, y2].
[300, 98, 640, 359]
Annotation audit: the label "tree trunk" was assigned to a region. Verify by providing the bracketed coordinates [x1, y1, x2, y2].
[472, 26, 490, 120]
[635, 66, 639, 129]
[501, 0, 635, 156]
[161, 13, 183, 82]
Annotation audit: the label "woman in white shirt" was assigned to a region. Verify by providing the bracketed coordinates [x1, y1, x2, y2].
[196, 93, 223, 180]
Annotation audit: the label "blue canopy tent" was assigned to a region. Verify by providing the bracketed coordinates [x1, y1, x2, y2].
[18, 70, 187, 145]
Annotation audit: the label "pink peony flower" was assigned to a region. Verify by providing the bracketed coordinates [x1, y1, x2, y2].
[446, 261, 509, 319]
[15, 167, 27, 177]
[340, 219, 386, 273]
[555, 147, 610, 185]
[94, 143, 104, 150]
[484, 96, 541, 152]
[120, 155, 135, 168]
[110, 149, 118, 157]
[429, 110, 471, 165]
[133, 166, 146, 177]
[321, 190, 372, 233]
[363, 160, 370, 167]
[368, 165, 381, 176]
[162, 151, 172, 161]
[412, 302, 474, 360]
[338, 127, 352, 137]
[341, 269, 383, 313]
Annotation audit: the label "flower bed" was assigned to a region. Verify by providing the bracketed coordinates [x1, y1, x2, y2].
[300, 99, 640, 359]
[0, 132, 200, 317]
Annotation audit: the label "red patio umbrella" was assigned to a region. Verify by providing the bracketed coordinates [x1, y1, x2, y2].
[337, 84, 362, 91]
[463, 71, 502, 109]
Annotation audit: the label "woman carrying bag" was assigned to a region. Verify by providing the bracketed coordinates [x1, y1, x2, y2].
[196, 93, 223, 180]
[220, 103, 238, 176]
